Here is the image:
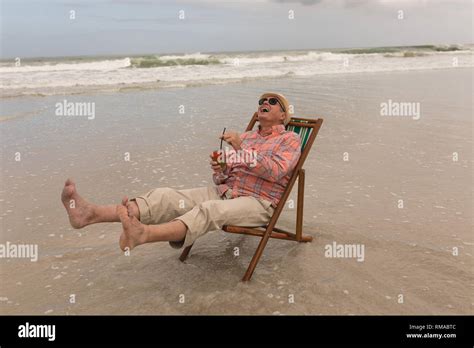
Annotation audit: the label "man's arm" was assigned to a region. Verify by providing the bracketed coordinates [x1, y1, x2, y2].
[210, 154, 232, 184]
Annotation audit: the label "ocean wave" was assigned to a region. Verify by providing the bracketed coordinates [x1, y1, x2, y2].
[1, 46, 472, 97]
[0, 58, 131, 73]
[338, 44, 465, 55]
[130, 54, 220, 68]
[384, 51, 429, 58]
[220, 51, 344, 65]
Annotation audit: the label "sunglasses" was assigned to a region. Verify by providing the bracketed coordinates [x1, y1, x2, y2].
[258, 97, 285, 112]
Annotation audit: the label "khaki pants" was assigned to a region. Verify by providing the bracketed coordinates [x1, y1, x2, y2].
[131, 186, 274, 249]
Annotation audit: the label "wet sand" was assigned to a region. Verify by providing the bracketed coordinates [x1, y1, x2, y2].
[0, 68, 472, 314]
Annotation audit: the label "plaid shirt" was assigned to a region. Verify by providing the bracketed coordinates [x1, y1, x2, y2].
[213, 124, 301, 207]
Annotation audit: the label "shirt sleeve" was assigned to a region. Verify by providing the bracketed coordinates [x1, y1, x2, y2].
[212, 163, 232, 185]
[241, 132, 301, 182]
[212, 172, 224, 185]
[211, 151, 235, 184]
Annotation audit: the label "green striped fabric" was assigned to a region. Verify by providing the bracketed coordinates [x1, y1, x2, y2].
[286, 119, 311, 151]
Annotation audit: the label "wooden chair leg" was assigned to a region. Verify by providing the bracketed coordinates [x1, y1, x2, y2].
[179, 243, 194, 262]
[242, 227, 273, 281]
[296, 168, 305, 242]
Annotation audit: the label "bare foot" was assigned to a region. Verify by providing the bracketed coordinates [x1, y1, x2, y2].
[61, 178, 96, 229]
[117, 205, 148, 251]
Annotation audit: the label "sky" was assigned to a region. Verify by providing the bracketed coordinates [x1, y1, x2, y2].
[0, 0, 472, 58]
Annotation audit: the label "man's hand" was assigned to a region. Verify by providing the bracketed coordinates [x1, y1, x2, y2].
[209, 154, 225, 173]
[220, 131, 242, 151]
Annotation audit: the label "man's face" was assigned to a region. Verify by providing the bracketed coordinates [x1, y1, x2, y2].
[257, 97, 286, 125]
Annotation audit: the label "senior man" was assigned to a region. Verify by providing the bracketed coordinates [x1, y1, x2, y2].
[61, 93, 301, 251]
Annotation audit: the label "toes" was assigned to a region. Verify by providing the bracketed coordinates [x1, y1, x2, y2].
[116, 205, 129, 222]
[65, 178, 75, 187]
[121, 196, 128, 206]
[62, 179, 76, 199]
[61, 185, 75, 201]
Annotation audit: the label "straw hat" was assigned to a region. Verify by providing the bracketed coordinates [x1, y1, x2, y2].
[259, 92, 291, 125]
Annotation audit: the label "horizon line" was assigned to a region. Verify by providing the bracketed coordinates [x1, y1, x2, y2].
[1, 42, 471, 62]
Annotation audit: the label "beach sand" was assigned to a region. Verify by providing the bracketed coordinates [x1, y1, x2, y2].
[0, 68, 472, 314]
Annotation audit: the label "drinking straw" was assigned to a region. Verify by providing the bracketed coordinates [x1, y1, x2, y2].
[220, 127, 226, 150]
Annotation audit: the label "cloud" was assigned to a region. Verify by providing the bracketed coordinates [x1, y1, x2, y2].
[273, 0, 323, 5]
[271, 0, 469, 7]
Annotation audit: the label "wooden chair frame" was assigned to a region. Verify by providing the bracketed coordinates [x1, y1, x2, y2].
[179, 113, 324, 281]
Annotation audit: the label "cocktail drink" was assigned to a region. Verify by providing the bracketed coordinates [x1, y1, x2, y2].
[212, 150, 226, 169]
[212, 150, 227, 180]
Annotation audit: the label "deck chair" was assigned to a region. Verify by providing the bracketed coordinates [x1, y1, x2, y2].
[179, 112, 324, 281]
